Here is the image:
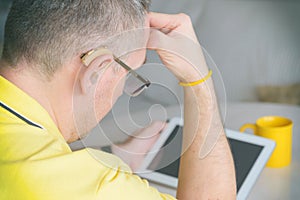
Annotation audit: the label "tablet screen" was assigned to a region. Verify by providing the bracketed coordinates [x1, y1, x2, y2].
[148, 126, 264, 191]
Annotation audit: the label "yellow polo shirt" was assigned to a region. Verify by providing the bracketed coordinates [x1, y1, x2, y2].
[0, 76, 175, 200]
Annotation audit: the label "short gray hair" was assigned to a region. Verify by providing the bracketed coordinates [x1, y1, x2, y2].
[1, 0, 151, 78]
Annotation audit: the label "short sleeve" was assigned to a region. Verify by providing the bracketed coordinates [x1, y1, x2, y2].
[87, 148, 176, 200]
[96, 169, 176, 200]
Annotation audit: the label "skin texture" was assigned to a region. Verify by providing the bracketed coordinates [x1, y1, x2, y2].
[147, 12, 237, 199]
[0, 11, 236, 199]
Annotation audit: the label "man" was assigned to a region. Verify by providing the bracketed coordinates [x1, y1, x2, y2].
[0, 0, 236, 199]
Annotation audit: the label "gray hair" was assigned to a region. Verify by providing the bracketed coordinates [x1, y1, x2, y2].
[1, 0, 151, 78]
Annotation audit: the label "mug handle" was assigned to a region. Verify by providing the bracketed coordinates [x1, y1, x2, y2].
[239, 123, 257, 134]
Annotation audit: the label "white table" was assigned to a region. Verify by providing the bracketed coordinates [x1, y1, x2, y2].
[223, 102, 300, 200]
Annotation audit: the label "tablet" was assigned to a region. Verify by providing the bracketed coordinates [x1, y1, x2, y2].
[137, 117, 275, 200]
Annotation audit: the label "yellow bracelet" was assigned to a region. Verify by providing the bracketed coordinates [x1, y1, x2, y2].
[179, 70, 213, 87]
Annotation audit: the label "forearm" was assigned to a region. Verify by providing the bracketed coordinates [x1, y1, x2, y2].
[177, 79, 236, 199]
[147, 12, 236, 199]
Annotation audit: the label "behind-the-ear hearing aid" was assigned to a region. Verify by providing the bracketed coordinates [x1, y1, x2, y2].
[80, 47, 114, 85]
[81, 47, 124, 76]
[81, 47, 113, 66]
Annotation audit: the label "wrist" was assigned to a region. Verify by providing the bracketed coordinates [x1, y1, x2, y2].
[183, 78, 215, 100]
[178, 64, 210, 84]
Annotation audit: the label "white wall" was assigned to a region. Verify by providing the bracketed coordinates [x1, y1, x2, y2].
[149, 0, 300, 102]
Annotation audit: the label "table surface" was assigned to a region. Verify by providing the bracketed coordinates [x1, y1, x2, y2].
[224, 102, 300, 200]
[147, 102, 300, 200]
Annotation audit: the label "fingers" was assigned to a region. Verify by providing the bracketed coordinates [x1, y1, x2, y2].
[147, 29, 168, 50]
[134, 121, 167, 139]
[147, 12, 205, 82]
[148, 12, 199, 47]
[151, 121, 167, 133]
[148, 12, 191, 31]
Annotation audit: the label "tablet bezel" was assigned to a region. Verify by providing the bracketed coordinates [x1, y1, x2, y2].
[137, 117, 183, 171]
[137, 118, 275, 200]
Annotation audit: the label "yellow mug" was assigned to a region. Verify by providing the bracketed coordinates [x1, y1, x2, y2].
[240, 116, 293, 168]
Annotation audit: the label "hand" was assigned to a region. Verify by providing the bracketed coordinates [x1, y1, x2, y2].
[147, 12, 209, 83]
[111, 121, 167, 171]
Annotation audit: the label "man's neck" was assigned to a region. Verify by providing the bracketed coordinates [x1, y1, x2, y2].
[0, 64, 76, 143]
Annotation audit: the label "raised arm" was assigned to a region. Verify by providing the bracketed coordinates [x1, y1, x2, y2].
[147, 12, 236, 199]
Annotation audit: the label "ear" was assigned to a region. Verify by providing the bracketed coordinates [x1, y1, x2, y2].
[80, 48, 114, 94]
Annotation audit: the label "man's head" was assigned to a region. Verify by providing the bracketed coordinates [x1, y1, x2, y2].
[1, 0, 151, 142]
[1, 0, 150, 78]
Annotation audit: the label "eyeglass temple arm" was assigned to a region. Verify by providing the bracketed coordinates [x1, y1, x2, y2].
[113, 55, 150, 86]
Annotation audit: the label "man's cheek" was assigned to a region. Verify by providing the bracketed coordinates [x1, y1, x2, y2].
[94, 83, 115, 115]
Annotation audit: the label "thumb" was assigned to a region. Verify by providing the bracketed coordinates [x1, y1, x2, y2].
[134, 121, 167, 139]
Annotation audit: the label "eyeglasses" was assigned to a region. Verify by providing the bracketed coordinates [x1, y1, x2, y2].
[81, 48, 151, 97]
[113, 55, 151, 96]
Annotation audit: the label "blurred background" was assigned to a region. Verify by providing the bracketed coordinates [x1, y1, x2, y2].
[0, 0, 10, 56]
[1, 0, 299, 105]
